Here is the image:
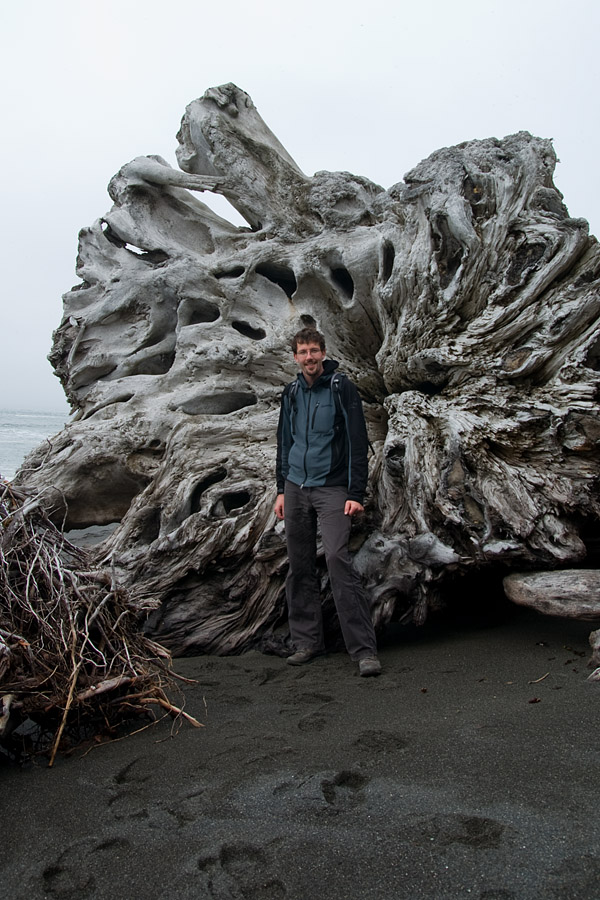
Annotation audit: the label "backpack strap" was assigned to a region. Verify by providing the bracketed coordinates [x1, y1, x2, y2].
[331, 372, 345, 416]
[332, 372, 375, 456]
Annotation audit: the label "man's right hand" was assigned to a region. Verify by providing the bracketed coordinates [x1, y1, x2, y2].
[274, 493, 285, 520]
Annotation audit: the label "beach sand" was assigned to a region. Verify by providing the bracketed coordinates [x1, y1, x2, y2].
[1, 603, 598, 900]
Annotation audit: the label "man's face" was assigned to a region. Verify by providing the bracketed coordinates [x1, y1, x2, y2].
[294, 342, 326, 384]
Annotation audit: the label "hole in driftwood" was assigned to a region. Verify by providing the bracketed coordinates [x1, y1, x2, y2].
[381, 241, 395, 283]
[506, 242, 545, 285]
[138, 507, 161, 543]
[331, 266, 354, 300]
[431, 212, 464, 288]
[219, 490, 252, 515]
[413, 381, 447, 396]
[58, 465, 151, 530]
[178, 392, 258, 415]
[101, 221, 125, 247]
[190, 468, 228, 514]
[255, 262, 297, 297]
[178, 297, 220, 326]
[99, 222, 168, 264]
[125, 247, 169, 265]
[232, 321, 267, 340]
[128, 351, 175, 376]
[384, 444, 405, 476]
[214, 266, 245, 279]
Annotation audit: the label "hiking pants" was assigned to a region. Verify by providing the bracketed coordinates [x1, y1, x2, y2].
[283, 481, 377, 660]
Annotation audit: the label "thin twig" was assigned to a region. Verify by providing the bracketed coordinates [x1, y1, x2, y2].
[139, 697, 204, 728]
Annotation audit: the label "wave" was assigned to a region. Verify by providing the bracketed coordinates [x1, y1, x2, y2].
[0, 410, 68, 420]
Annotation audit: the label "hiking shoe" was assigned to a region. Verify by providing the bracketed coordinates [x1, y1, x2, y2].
[358, 656, 382, 677]
[287, 648, 323, 666]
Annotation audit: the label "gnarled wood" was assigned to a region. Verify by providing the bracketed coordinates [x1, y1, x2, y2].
[17, 83, 600, 655]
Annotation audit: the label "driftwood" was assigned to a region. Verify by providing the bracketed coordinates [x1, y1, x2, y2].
[15, 83, 600, 656]
[503, 570, 600, 621]
[0, 481, 200, 764]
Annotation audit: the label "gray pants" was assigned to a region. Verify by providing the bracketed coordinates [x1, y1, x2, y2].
[284, 481, 377, 660]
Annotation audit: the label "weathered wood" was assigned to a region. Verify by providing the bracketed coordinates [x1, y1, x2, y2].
[503, 570, 600, 620]
[17, 83, 600, 655]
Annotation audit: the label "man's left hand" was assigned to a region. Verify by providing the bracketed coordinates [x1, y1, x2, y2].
[344, 500, 364, 516]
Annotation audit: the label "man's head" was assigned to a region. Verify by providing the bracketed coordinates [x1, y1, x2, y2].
[292, 327, 326, 385]
[291, 327, 326, 354]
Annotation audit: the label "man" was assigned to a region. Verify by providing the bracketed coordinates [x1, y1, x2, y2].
[275, 327, 381, 677]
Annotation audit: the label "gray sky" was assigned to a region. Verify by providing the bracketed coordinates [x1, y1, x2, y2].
[2, 0, 598, 414]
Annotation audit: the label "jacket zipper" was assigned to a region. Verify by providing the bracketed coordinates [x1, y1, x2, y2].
[311, 402, 320, 429]
[301, 390, 312, 488]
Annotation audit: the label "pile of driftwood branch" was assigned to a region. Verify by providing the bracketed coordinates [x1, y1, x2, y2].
[0, 481, 200, 765]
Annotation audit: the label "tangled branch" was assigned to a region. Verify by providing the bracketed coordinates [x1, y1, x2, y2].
[0, 481, 201, 765]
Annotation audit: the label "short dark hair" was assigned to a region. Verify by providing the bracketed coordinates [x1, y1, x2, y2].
[291, 327, 326, 353]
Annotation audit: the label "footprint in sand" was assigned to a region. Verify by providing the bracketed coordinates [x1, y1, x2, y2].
[197, 842, 286, 899]
[409, 813, 506, 849]
[41, 837, 132, 899]
[352, 729, 409, 753]
[320, 769, 370, 808]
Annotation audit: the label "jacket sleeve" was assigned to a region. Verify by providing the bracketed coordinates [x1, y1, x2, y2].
[342, 379, 369, 504]
[276, 387, 291, 493]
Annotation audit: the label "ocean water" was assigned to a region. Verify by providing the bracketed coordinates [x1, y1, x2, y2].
[0, 409, 68, 481]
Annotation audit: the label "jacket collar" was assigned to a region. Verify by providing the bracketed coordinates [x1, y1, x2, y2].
[297, 358, 339, 390]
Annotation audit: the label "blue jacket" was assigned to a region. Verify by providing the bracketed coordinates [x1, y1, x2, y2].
[276, 359, 369, 503]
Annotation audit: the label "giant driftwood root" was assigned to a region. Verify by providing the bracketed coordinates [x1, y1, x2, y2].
[16, 83, 600, 656]
[0, 481, 200, 763]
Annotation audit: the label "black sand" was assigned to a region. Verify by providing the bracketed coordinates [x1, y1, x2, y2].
[1, 605, 598, 900]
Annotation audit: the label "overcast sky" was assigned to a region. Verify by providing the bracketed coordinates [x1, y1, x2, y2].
[2, 0, 598, 414]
